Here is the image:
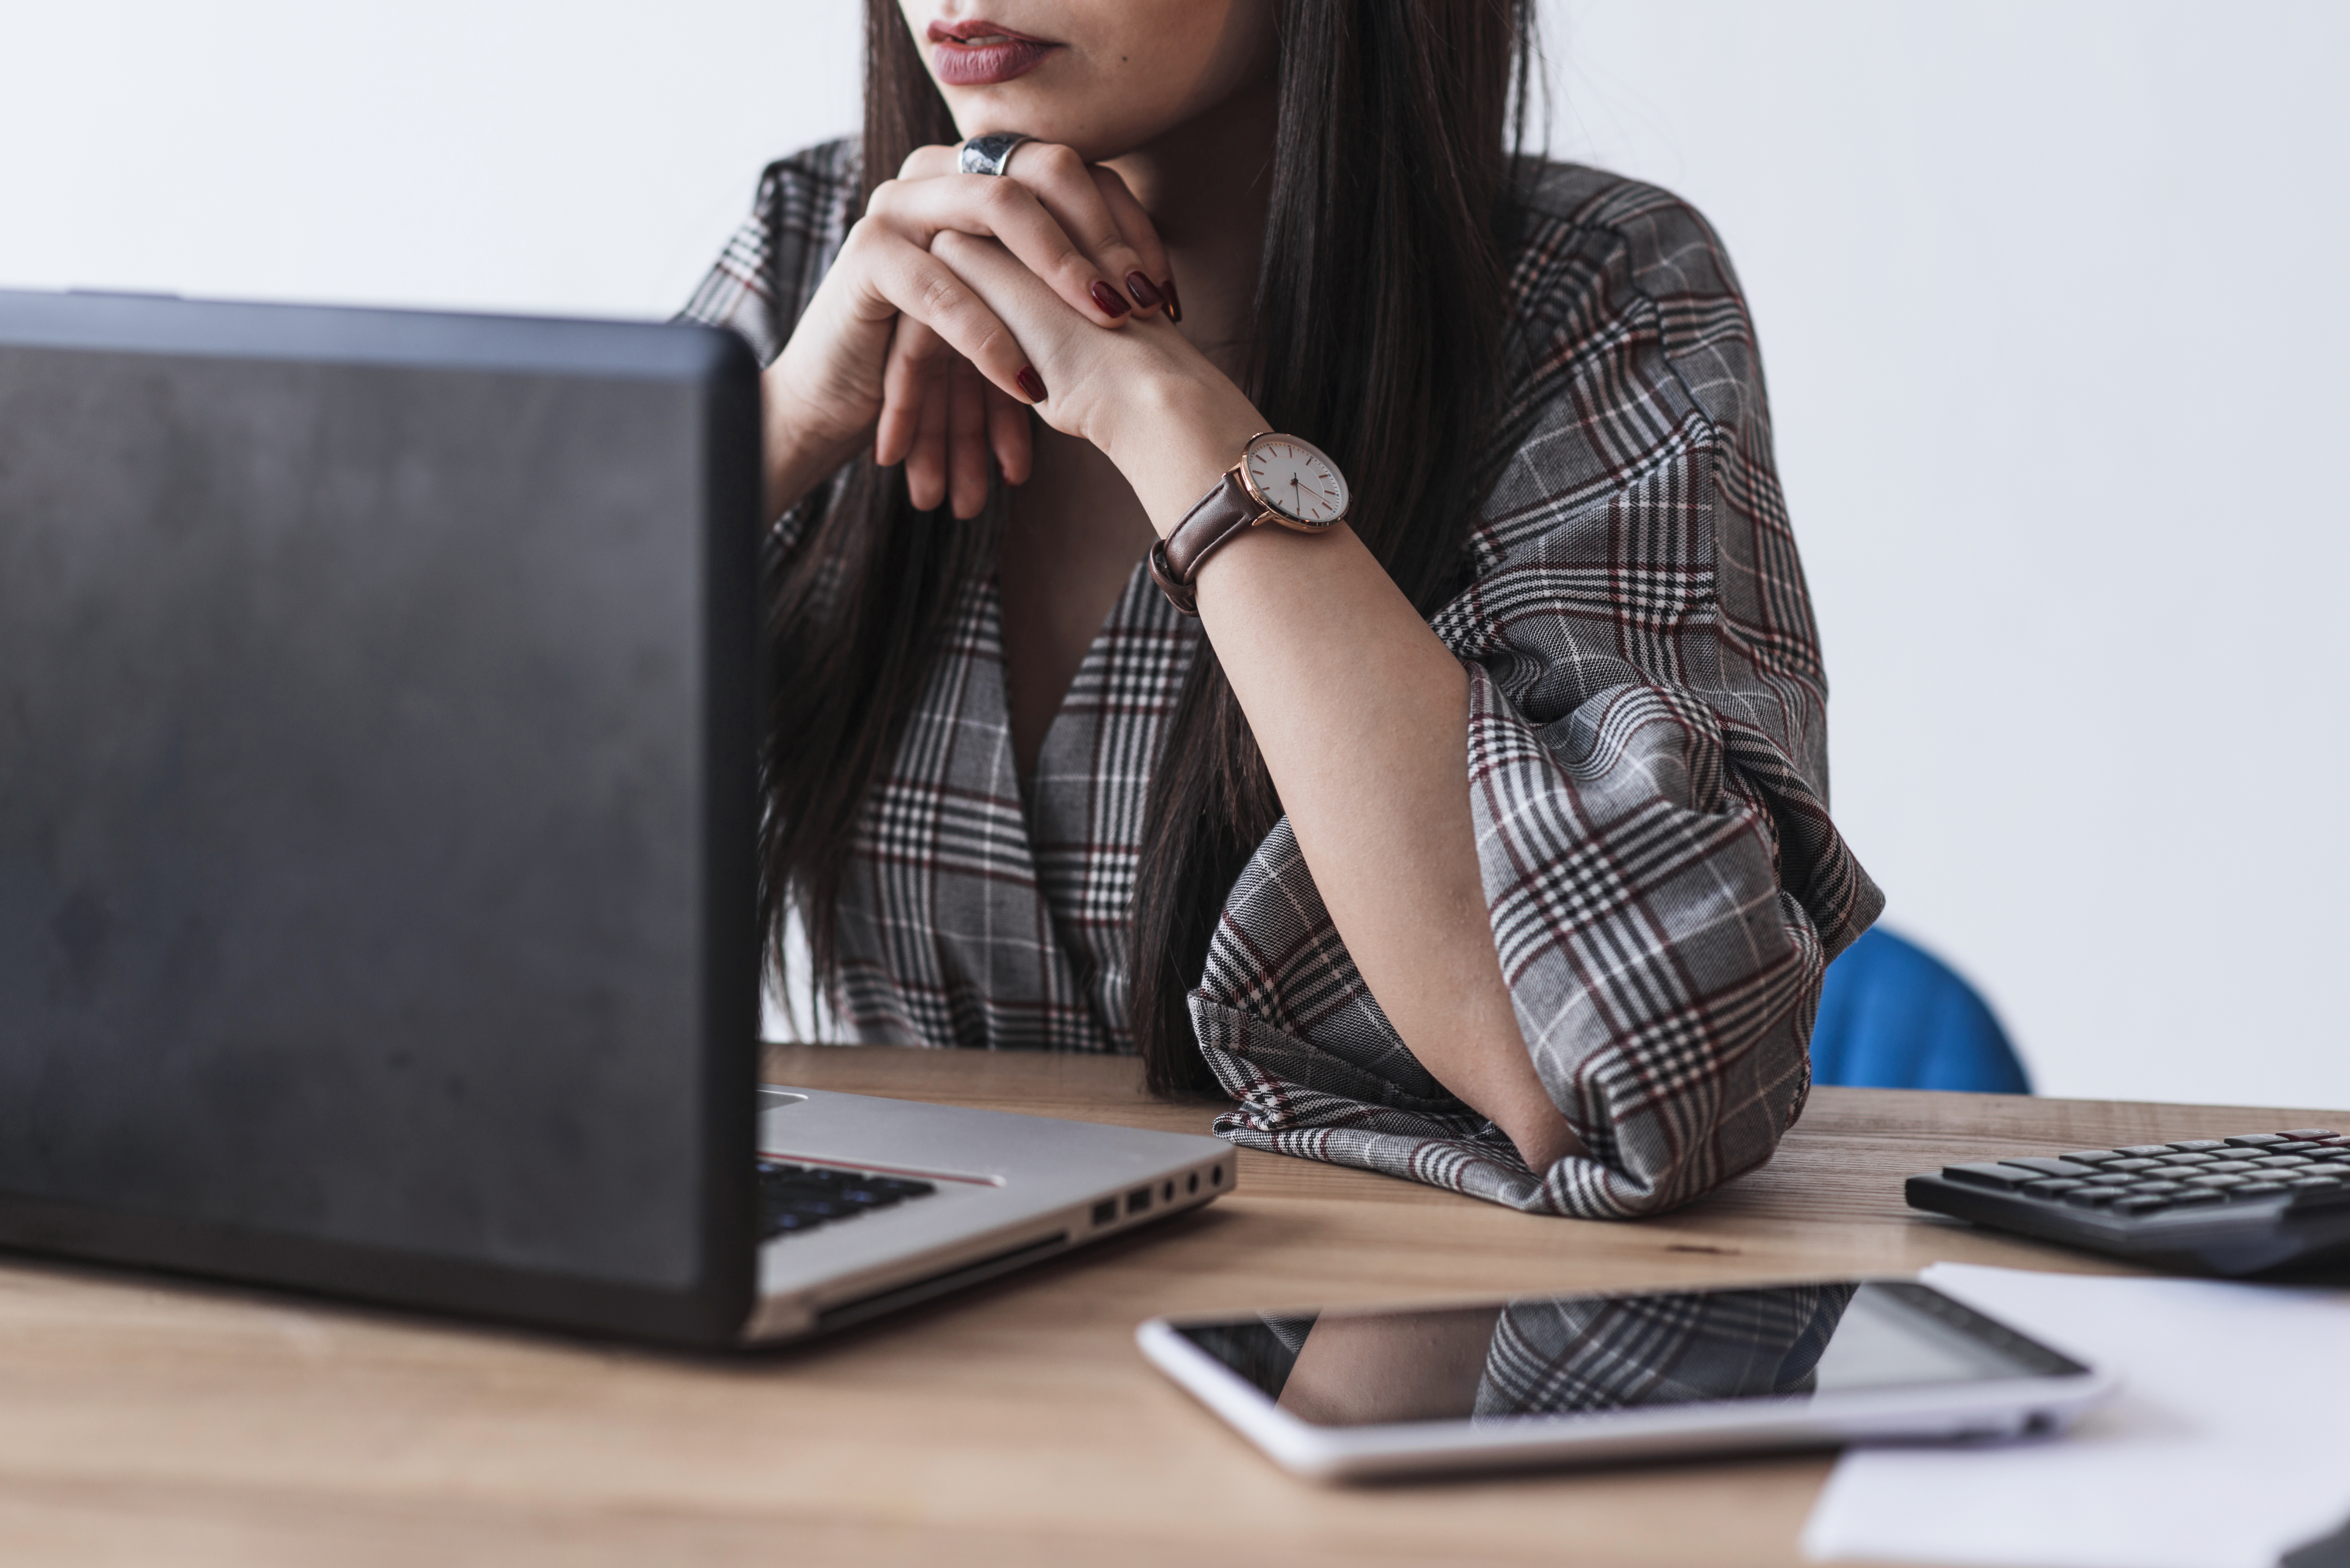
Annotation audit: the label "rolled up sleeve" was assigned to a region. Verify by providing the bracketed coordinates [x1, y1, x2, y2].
[1192, 171, 1883, 1217]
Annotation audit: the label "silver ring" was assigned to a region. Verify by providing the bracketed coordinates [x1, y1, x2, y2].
[958, 132, 1034, 178]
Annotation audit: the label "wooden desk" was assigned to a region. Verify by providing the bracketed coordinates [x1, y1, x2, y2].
[0, 1047, 2339, 1567]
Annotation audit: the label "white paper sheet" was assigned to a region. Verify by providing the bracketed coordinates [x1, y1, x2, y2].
[1801, 1263, 2350, 1568]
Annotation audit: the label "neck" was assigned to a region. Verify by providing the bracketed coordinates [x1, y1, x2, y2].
[1104, 76, 1278, 380]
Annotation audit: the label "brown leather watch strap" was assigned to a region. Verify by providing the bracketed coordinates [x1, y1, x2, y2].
[1146, 468, 1263, 616]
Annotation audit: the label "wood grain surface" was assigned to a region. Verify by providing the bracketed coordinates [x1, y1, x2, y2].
[0, 1044, 2337, 1567]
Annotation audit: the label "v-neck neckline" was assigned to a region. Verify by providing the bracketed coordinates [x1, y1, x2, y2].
[992, 554, 1161, 802]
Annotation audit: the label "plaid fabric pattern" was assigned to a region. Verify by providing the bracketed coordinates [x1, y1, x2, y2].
[828, 562, 1193, 1050]
[682, 144, 1882, 1215]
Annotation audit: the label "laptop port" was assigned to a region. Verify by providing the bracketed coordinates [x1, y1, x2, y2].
[1211, 1164, 1224, 1186]
[1126, 1187, 1153, 1215]
[1091, 1199, 1117, 1226]
[1162, 1181, 1175, 1203]
[1187, 1172, 1199, 1195]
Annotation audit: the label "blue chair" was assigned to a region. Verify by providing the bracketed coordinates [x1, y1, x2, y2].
[1809, 926, 2031, 1093]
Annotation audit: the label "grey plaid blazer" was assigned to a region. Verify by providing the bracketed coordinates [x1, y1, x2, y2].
[683, 140, 1882, 1219]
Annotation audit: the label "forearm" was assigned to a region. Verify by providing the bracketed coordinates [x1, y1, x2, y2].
[1199, 524, 1581, 1168]
[1107, 383, 1582, 1168]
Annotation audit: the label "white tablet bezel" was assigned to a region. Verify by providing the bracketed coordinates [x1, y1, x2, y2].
[1136, 1279, 2117, 1482]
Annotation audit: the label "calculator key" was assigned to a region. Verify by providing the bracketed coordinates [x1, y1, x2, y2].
[2224, 1135, 2288, 1148]
[2198, 1161, 2260, 1174]
[2112, 1196, 2173, 1215]
[2166, 1140, 2229, 1152]
[2106, 1158, 2164, 1172]
[2127, 1180, 2189, 1195]
[2280, 1130, 2338, 1140]
[2063, 1187, 2124, 1207]
[2167, 1188, 2226, 1205]
[2024, 1178, 2087, 1198]
[2061, 1150, 2125, 1164]
[2248, 1155, 2314, 1169]
[2183, 1174, 2248, 1188]
[2086, 1173, 2140, 1187]
[2286, 1174, 2345, 1189]
[2266, 1142, 2323, 1155]
[2231, 1182, 2290, 1198]
[2154, 1152, 2218, 1166]
[1944, 1162, 2038, 1190]
[1999, 1158, 2100, 1179]
[2116, 1145, 2177, 1157]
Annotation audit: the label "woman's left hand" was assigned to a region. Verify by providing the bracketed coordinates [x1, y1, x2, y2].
[926, 228, 1267, 535]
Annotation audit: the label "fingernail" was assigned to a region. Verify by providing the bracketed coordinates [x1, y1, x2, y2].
[1016, 366, 1046, 403]
[1160, 276, 1183, 325]
[1088, 280, 1131, 318]
[1125, 271, 1164, 311]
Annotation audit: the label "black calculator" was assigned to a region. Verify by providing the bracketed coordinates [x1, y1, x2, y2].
[1906, 1128, 2350, 1275]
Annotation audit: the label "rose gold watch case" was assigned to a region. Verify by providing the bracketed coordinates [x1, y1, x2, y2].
[1235, 432, 1350, 531]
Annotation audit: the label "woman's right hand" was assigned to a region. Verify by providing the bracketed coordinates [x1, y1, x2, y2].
[761, 141, 1175, 522]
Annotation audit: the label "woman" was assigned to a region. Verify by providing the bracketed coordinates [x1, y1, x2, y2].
[684, 0, 1881, 1217]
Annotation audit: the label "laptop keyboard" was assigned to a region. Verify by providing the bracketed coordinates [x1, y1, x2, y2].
[1907, 1128, 2350, 1275]
[757, 1160, 939, 1241]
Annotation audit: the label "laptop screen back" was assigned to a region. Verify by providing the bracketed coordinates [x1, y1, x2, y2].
[0, 293, 759, 1340]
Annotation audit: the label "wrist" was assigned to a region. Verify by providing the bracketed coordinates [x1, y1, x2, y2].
[1095, 368, 1269, 538]
[761, 375, 864, 523]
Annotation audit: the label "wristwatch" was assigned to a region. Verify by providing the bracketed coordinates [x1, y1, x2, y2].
[1146, 431, 1351, 615]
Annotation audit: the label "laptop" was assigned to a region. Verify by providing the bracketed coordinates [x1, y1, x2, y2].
[0, 288, 1232, 1348]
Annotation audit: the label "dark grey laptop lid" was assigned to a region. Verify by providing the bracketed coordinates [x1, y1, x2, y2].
[0, 290, 761, 1345]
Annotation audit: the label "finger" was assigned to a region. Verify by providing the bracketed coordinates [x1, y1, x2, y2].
[990, 140, 1166, 316]
[869, 171, 1135, 328]
[1089, 165, 1178, 321]
[986, 383, 1032, 486]
[876, 317, 947, 467]
[906, 370, 950, 513]
[858, 227, 1044, 408]
[946, 356, 992, 519]
[929, 229, 1079, 357]
[897, 144, 960, 181]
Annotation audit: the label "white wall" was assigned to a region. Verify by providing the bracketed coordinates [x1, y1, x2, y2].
[1548, 2, 2350, 1110]
[7, 2, 2346, 1108]
[0, 1, 862, 317]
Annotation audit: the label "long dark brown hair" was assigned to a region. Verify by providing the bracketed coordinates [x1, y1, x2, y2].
[765, 0, 1540, 1092]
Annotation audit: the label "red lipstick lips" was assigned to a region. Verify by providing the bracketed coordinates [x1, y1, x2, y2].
[926, 19, 1058, 87]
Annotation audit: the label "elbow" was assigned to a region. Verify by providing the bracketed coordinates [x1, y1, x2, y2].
[1524, 901, 1824, 1220]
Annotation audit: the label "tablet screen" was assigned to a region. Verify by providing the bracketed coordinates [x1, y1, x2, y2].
[1174, 1280, 2086, 1427]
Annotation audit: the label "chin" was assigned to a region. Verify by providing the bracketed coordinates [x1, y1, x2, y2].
[947, 105, 1118, 161]
[939, 77, 1161, 160]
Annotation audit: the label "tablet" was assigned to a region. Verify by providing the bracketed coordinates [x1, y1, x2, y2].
[1137, 1278, 2114, 1480]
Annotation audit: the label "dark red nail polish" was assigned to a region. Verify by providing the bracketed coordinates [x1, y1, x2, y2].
[1125, 272, 1164, 311]
[1160, 276, 1183, 325]
[1016, 366, 1046, 403]
[1088, 280, 1130, 318]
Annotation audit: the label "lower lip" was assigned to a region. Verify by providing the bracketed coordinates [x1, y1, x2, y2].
[932, 38, 1055, 87]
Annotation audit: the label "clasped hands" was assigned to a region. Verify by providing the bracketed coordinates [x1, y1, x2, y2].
[762, 140, 1266, 533]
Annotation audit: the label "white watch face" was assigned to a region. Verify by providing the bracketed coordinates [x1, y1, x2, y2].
[1245, 437, 1349, 527]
